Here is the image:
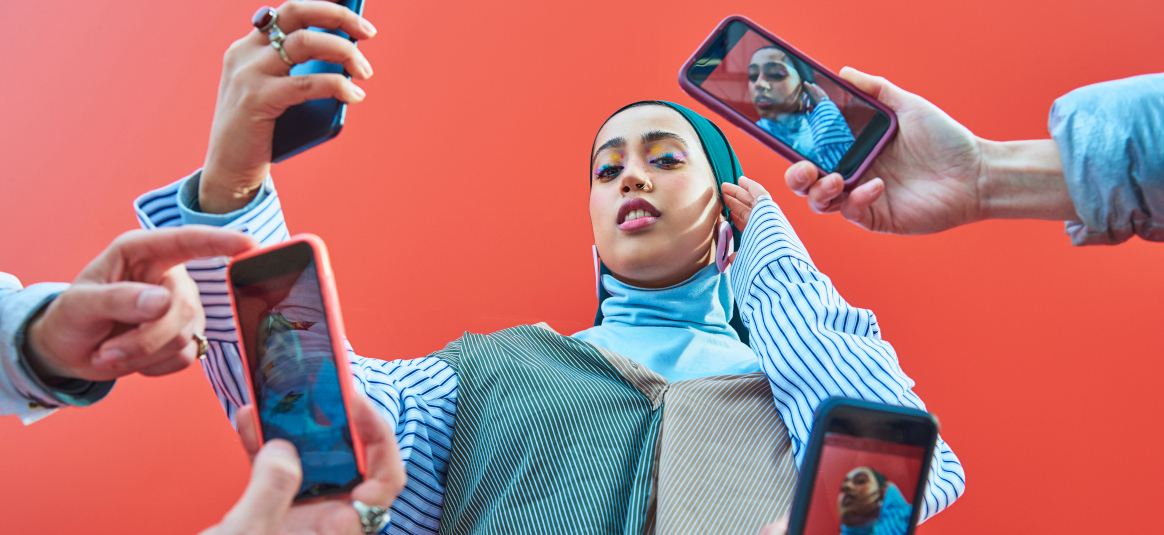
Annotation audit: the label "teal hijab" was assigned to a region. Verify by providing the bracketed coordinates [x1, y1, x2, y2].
[591, 101, 749, 344]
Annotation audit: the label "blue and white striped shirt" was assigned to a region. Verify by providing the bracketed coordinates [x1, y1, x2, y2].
[134, 173, 963, 533]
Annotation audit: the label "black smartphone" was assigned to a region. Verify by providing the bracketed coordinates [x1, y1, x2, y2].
[271, 0, 366, 162]
[227, 235, 366, 502]
[680, 15, 897, 187]
[786, 398, 938, 535]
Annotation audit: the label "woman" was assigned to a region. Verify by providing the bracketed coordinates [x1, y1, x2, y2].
[837, 467, 912, 535]
[133, 2, 964, 533]
[749, 46, 855, 171]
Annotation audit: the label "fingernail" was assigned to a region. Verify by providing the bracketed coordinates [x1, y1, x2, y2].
[350, 84, 366, 101]
[265, 439, 299, 458]
[360, 17, 377, 36]
[136, 287, 169, 315]
[358, 55, 373, 77]
[97, 348, 127, 368]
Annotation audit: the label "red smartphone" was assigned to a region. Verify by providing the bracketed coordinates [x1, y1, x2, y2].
[679, 15, 897, 187]
[786, 399, 938, 535]
[226, 234, 366, 502]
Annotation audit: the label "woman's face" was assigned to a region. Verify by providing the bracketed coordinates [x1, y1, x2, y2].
[589, 105, 722, 289]
[837, 467, 884, 527]
[748, 48, 802, 119]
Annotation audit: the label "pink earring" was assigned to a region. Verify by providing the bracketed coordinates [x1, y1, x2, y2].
[715, 221, 734, 273]
[593, 244, 602, 299]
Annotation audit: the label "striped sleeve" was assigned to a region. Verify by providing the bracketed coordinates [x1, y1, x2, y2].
[806, 99, 855, 171]
[729, 198, 965, 522]
[133, 172, 455, 535]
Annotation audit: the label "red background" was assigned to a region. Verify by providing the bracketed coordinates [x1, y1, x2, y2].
[804, 436, 925, 535]
[1, 0, 1162, 533]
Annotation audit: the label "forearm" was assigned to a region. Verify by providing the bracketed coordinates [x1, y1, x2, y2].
[976, 139, 1078, 222]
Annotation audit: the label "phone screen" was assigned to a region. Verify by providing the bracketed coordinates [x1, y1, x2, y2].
[685, 20, 891, 176]
[230, 241, 362, 500]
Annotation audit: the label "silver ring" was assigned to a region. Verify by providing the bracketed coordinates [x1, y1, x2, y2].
[260, 11, 295, 67]
[193, 332, 209, 360]
[352, 500, 390, 534]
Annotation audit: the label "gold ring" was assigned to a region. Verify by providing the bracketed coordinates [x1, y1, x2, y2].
[193, 333, 209, 360]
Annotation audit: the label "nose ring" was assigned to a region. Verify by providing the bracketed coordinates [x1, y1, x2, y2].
[637, 183, 651, 192]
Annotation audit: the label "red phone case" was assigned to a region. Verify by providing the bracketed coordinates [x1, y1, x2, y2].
[225, 234, 368, 490]
[677, 14, 898, 187]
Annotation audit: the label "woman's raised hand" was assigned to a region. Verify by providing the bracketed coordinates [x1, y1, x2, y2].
[722, 176, 772, 232]
[200, 0, 377, 214]
[784, 67, 986, 235]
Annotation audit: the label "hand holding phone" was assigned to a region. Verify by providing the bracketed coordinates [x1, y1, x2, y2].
[200, 1, 375, 214]
[785, 398, 938, 535]
[680, 16, 897, 188]
[228, 234, 366, 502]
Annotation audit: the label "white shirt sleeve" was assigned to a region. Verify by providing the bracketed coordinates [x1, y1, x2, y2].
[133, 171, 455, 535]
[730, 198, 966, 522]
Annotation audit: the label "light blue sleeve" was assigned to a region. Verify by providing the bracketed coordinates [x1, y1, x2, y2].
[806, 99, 855, 171]
[0, 274, 114, 425]
[1049, 73, 1164, 245]
[134, 171, 454, 535]
[730, 198, 965, 523]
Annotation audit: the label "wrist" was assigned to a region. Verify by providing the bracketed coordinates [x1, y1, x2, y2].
[198, 163, 268, 215]
[976, 139, 1077, 222]
[24, 305, 72, 384]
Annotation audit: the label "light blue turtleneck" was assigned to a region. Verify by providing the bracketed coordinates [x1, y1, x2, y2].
[571, 263, 760, 382]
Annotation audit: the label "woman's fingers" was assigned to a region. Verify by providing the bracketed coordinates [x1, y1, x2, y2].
[838, 177, 885, 230]
[269, 30, 373, 79]
[237, 405, 263, 463]
[272, 0, 376, 39]
[263, 73, 366, 110]
[738, 176, 770, 200]
[784, 162, 818, 197]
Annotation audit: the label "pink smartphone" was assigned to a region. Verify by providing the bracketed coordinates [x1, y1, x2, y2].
[226, 234, 367, 502]
[679, 15, 897, 187]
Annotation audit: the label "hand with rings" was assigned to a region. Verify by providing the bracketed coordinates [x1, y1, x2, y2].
[200, 394, 406, 535]
[200, 1, 378, 215]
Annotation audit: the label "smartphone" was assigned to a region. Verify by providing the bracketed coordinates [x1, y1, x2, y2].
[786, 398, 938, 535]
[679, 15, 897, 187]
[226, 234, 366, 501]
[271, 0, 366, 162]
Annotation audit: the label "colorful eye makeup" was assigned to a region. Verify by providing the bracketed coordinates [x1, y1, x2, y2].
[648, 145, 687, 168]
[594, 152, 625, 180]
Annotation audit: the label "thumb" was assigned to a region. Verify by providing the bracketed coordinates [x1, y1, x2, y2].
[839, 178, 885, 230]
[57, 282, 173, 326]
[839, 67, 911, 112]
[219, 440, 301, 535]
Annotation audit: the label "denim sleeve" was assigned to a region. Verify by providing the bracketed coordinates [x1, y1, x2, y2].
[1049, 73, 1164, 245]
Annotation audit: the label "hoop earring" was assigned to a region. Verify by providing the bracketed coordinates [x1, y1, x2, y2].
[592, 244, 602, 299]
[715, 221, 734, 273]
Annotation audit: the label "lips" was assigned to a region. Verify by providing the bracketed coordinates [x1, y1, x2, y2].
[754, 95, 775, 108]
[617, 197, 662, 231]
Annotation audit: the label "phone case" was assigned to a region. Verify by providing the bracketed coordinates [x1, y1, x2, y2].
[786, 398, 938, 535]
[225, 234, 368, 490]
[677, 15, 898, 187]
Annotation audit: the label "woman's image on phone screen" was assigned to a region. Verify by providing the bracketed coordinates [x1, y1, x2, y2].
[804, 434, 922, 535]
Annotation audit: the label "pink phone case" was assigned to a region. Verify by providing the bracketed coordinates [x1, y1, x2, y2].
[678, 14, 898, 188]
[225, 234, 368, 493]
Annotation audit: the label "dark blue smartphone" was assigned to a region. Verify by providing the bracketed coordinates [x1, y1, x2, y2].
[786, 398, 938, 535]
[271, 0, 366, 162]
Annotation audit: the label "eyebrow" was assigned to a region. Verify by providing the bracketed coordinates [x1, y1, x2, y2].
[640, 130, 688, 149]
[590, 130, 690, 167]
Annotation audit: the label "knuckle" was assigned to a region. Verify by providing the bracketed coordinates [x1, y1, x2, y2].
[263, 461, 302, 494]
[289, 75, 315, 92]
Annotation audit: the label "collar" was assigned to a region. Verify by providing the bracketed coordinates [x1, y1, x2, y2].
[599, 263, 740, 341]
